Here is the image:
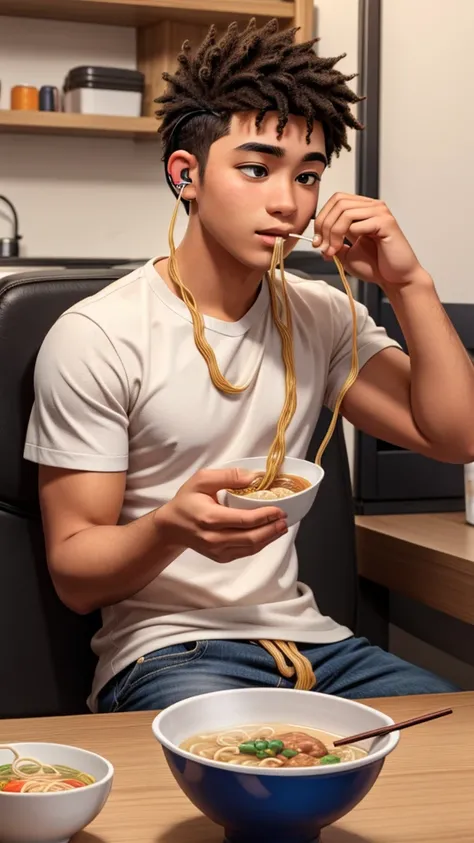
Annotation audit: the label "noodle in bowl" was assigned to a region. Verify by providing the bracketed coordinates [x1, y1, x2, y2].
[217, 456, 325, 528]
[152, 688, 399, 843]
[0, 742, 113, 843]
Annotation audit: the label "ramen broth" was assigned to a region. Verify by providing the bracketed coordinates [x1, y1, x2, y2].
[0, 759, 95, 793]
[180, 723, 367, 768]
[230, 474, 311, 500]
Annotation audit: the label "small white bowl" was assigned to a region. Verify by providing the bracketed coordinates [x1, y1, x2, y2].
[217, 456, 325, 528]
[0, 742, 114, 843]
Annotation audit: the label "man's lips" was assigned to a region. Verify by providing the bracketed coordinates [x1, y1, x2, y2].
[255, 230, 292, 246]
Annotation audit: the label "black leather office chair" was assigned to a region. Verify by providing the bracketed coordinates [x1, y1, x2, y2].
[0, 268, 357, 719]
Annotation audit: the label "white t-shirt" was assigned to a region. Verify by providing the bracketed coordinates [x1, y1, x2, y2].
[24, 258, 399, 710]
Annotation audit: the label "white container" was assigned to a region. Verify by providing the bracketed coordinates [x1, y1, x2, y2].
[464, 462, 474, 525]
[216, 455, 325, 528]
[63, 87, 142, 118]
[0, 742, 113, 843]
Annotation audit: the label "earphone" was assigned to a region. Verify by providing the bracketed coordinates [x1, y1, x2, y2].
[175, 168, 192, 191]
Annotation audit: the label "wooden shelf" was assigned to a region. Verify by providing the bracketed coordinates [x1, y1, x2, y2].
[0, 0, 313, 137]
[0, 0, 295, 27]
[0, 110, 159, 140]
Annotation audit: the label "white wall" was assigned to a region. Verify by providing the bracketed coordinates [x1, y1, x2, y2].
[311, 1, 359, 473]
[0, 16, 167, 259]
[380, 0, 474, 688]
[311, 1, 358, 212]
[0, 5, 358, 259]
[380, 0, 474, 303]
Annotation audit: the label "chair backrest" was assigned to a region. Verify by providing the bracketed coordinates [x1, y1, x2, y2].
[0, 268, 357, 718]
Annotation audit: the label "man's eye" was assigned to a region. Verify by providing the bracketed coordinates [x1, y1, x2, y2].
[238, 165, 268, 179]
[296, 173, 320, 186]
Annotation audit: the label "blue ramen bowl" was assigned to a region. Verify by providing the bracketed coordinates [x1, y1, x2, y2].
[152, 688, 399, 843]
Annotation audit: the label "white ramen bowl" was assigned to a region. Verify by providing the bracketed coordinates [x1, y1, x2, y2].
[217, 456, 325, 528]
[152, 688, 399, 843]
[0, 742, 114, 843]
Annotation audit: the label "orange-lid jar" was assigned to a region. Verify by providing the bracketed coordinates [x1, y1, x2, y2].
[10, 85, 39, 110]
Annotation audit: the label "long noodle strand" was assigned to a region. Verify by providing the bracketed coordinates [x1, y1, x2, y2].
[168, 187, 252, 392]
[259, 236, 297, 488]
[167, 192, 361, 691]
[314, 253, 359, 466]
[258, 640, 316, 691]
[258, 250, 359, 691]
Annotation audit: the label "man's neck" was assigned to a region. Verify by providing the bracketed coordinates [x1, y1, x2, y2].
[156, 216, 265, 322]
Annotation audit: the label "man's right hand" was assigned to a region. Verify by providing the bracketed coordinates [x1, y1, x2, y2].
[155, 468, 288, 563]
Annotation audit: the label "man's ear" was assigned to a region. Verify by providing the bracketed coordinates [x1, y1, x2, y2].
[167, 150, 198, 199]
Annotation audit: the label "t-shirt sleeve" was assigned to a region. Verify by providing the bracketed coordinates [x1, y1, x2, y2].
[24, 312, 129, 472]
[324, 286, 402, 411]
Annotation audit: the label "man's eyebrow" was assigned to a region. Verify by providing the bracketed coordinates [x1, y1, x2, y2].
[234, 142, 285, 158]
[234, 142, 327, 167]
[302, 151, 327, 166]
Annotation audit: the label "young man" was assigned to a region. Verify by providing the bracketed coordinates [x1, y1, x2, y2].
[25, 19, 472, 712]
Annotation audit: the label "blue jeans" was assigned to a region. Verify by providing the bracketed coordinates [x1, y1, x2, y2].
[97, 637, 459, 713]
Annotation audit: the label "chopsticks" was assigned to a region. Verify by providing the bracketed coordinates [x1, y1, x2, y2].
[332, 707, 453, 747]
[288, 233, 314, 244]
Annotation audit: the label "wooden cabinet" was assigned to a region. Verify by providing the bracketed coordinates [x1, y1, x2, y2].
[0, 0, 315, 138]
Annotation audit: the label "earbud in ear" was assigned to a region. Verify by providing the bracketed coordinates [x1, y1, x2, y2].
[175, 168, 192, 190]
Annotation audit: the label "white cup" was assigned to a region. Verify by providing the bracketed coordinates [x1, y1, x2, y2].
[464, 463, 474, 526]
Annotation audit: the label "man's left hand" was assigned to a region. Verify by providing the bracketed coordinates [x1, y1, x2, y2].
[313, 192, 429, 289]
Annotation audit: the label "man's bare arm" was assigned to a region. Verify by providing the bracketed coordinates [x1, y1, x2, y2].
[39, 465, 287, 614]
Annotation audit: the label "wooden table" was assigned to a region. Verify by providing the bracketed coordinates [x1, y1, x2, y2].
[1, 692, 472, 842]
[356, 511, 474, 624]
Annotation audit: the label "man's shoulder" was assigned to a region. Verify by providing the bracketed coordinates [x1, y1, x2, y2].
[64, 261, 149, 323]
[53, 258, 170, 351]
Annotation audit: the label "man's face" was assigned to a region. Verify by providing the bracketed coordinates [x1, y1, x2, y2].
[192, 111, 327, 270]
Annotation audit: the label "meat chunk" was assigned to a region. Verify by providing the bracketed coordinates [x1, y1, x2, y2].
[284, 752, 319, 768]
[279, 732, 328, 758]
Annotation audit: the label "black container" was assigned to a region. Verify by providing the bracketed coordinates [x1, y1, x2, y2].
[64, 66, 144, 94]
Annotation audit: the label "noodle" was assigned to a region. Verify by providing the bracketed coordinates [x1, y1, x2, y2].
[215, 730, 252, 746]
[0, 746, 95, 793]
[180, 723, 366, 769]
[167, 188, 360, 691]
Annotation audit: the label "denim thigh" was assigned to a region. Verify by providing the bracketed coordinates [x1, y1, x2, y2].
[97, 639, 284, 712]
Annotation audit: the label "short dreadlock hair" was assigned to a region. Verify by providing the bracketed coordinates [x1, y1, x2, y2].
[155, 17, 363, 184]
